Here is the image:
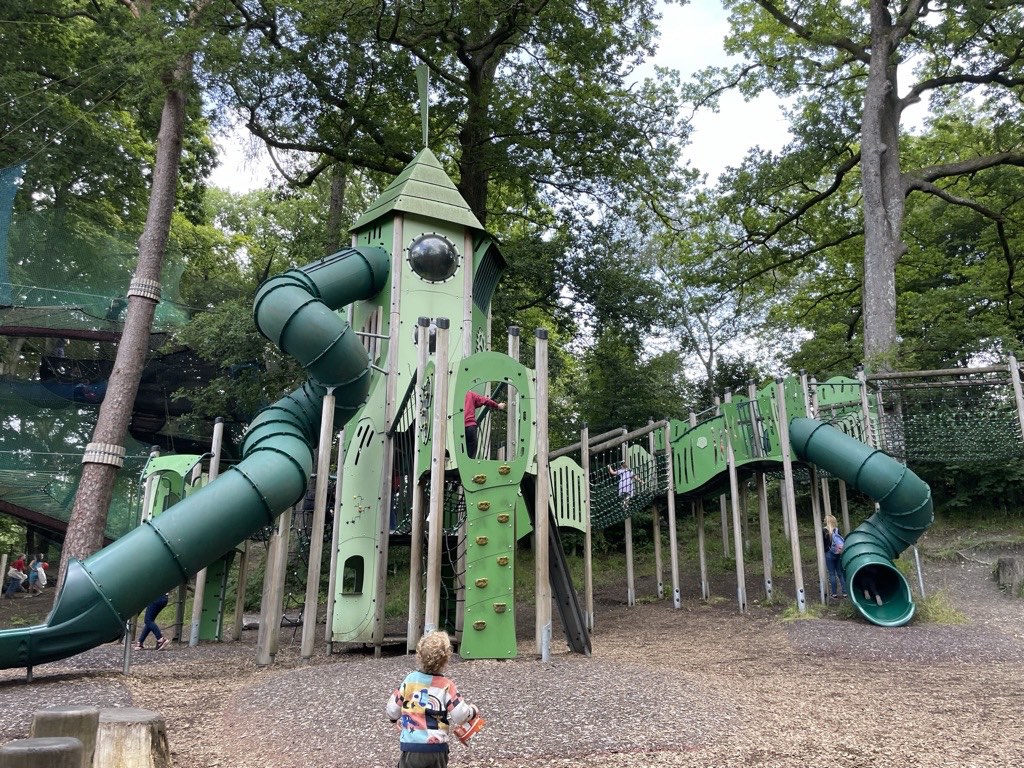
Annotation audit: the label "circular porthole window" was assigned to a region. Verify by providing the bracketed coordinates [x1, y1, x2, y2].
[407, 234, 460, 283]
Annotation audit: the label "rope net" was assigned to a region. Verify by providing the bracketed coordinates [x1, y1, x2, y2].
[875, 379, 1024, 463]
[588, 443, 668, 529]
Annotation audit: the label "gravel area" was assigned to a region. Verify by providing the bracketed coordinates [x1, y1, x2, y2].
[1, 545, 1022, 767]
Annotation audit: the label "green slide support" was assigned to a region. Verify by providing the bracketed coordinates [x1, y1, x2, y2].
[789, 417, 934, 627]
[0, 246, 389, 670]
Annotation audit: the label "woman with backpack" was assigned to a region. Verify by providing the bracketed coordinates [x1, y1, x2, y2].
[822, 514, 847, 600]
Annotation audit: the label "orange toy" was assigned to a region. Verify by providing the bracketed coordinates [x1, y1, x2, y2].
[452, 713, 485, 745]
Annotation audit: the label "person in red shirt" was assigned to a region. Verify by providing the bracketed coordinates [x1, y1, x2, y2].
[464, 390, 504, 459]
[4, 553, 27, 598]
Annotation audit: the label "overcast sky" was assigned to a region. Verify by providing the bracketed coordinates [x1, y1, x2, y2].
[209, 0, 792, 192]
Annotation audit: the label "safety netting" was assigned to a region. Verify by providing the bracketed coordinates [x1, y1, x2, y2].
[0, 208, 190, 334]
[0, 184, 196, 540]
[872, 375, 1024, 463]
[588, 443, 669, 529]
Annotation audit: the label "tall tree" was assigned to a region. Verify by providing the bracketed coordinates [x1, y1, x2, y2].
[61, 0, 214, 581]
[206, 0, 690, 358]
[687, 0, 1024, 367]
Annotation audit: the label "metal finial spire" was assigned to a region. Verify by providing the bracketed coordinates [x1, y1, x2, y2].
[416, 63, 429, 149]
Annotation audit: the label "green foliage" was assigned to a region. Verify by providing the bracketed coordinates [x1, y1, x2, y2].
[574, 331, 694, 434]
[914, 590, 968, 625]
[170, 296, 301, 429]
[780, 600, 830, 621]
[0, 518, 26, 557]
[668, 0, 1024, 370]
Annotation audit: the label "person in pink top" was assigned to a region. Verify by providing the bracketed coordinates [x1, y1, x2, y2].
[464, 390, 505, 459]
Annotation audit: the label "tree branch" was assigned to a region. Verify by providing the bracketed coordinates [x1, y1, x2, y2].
[750, 0, 870, 63]
[905, 152, 1024, 187]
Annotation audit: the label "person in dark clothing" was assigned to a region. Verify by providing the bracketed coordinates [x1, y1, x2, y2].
[134, 593, 170, 650]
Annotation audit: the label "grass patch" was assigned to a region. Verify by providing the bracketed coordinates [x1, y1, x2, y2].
[914, 589, 968, 625]
[780, 601, 830, 621]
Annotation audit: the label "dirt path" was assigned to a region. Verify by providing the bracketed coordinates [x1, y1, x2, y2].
[1, 548, 1022, 767]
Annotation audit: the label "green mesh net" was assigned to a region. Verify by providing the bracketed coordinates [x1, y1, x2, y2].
[0, 191, 191, 541]
[0, 208, 189, 333]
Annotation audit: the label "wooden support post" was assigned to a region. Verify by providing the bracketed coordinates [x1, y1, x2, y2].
[231, 543, 248, 642]
[820, 477, 834, 522]
[373, 223, 405, 655]
[133, 447, 161, 656]
[648, 420, 663, 599]
[740, 484, 750, 553]
[719, 494, 729, 557]
[663, 431, 682, 609]
[808, 467, 827, 604]
[581, 423, 595, 630]
[424, 320, 451, 635]
[689, 411, 710, 600]
[776, 377, 806, 614]
[256, 505, 292, 666]
[838, 480, 851, 533]
[1008, 355, 1024, 445]
[802, 373, 827, 604]
[716, 396, 730, 558]
[534, 329, 552, 660]
[30, 705, 98, 768]
[621, 439, 636, 607]
[190, 417, 225, 647]
[406, 318, 432, 652]
[780, 483, 791, 542]
[755, 471, 773, 601]
[725, 426, 747, 611]
[695, 499, 709, 600]
[302, 389, 336, 659]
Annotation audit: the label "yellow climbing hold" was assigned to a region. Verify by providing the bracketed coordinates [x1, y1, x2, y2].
[497, 513, 510, 524]
[477, 501, 491, 511]
[475, 536, 489, 546]
[496, 556, 509, 566]
[473, 474, 487, 484]
[498, 465, 511, 475]
[475, 577, 489, 588]
[473, 620, 487, 630]
[493, 603, 507, 613]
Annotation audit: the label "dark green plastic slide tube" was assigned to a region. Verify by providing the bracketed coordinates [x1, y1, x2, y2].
[789, 417, 933, 627]
[0, 246, 389, 669]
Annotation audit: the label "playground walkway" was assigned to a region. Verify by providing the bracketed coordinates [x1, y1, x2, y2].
[0, 545, 1021, 767]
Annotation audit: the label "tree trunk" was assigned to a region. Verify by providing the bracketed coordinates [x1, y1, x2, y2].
[59, 61, 191, 587]
[457, 61, 497, 225]
[860, 0, 906, 369]
[325, 163, 348, 255]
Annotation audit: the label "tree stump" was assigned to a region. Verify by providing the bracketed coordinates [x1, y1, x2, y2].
[0, 736, 83, 768]
[94, 708, 172, 768]
[995, 556, 1024, 596]
[30, 705, 99, 768]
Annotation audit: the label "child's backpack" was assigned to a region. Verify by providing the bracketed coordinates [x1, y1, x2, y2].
[830, 529, 845, 555]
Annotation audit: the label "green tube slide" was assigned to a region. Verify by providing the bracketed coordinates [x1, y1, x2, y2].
[0, 246, 389, 670]
[789, 417, 934, 627]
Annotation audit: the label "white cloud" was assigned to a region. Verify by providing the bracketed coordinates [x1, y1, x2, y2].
[208, 120, 277, 193]
[650, 0, 791, 184]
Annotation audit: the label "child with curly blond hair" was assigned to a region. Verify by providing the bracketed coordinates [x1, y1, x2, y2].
[386, 631, 478, 767]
